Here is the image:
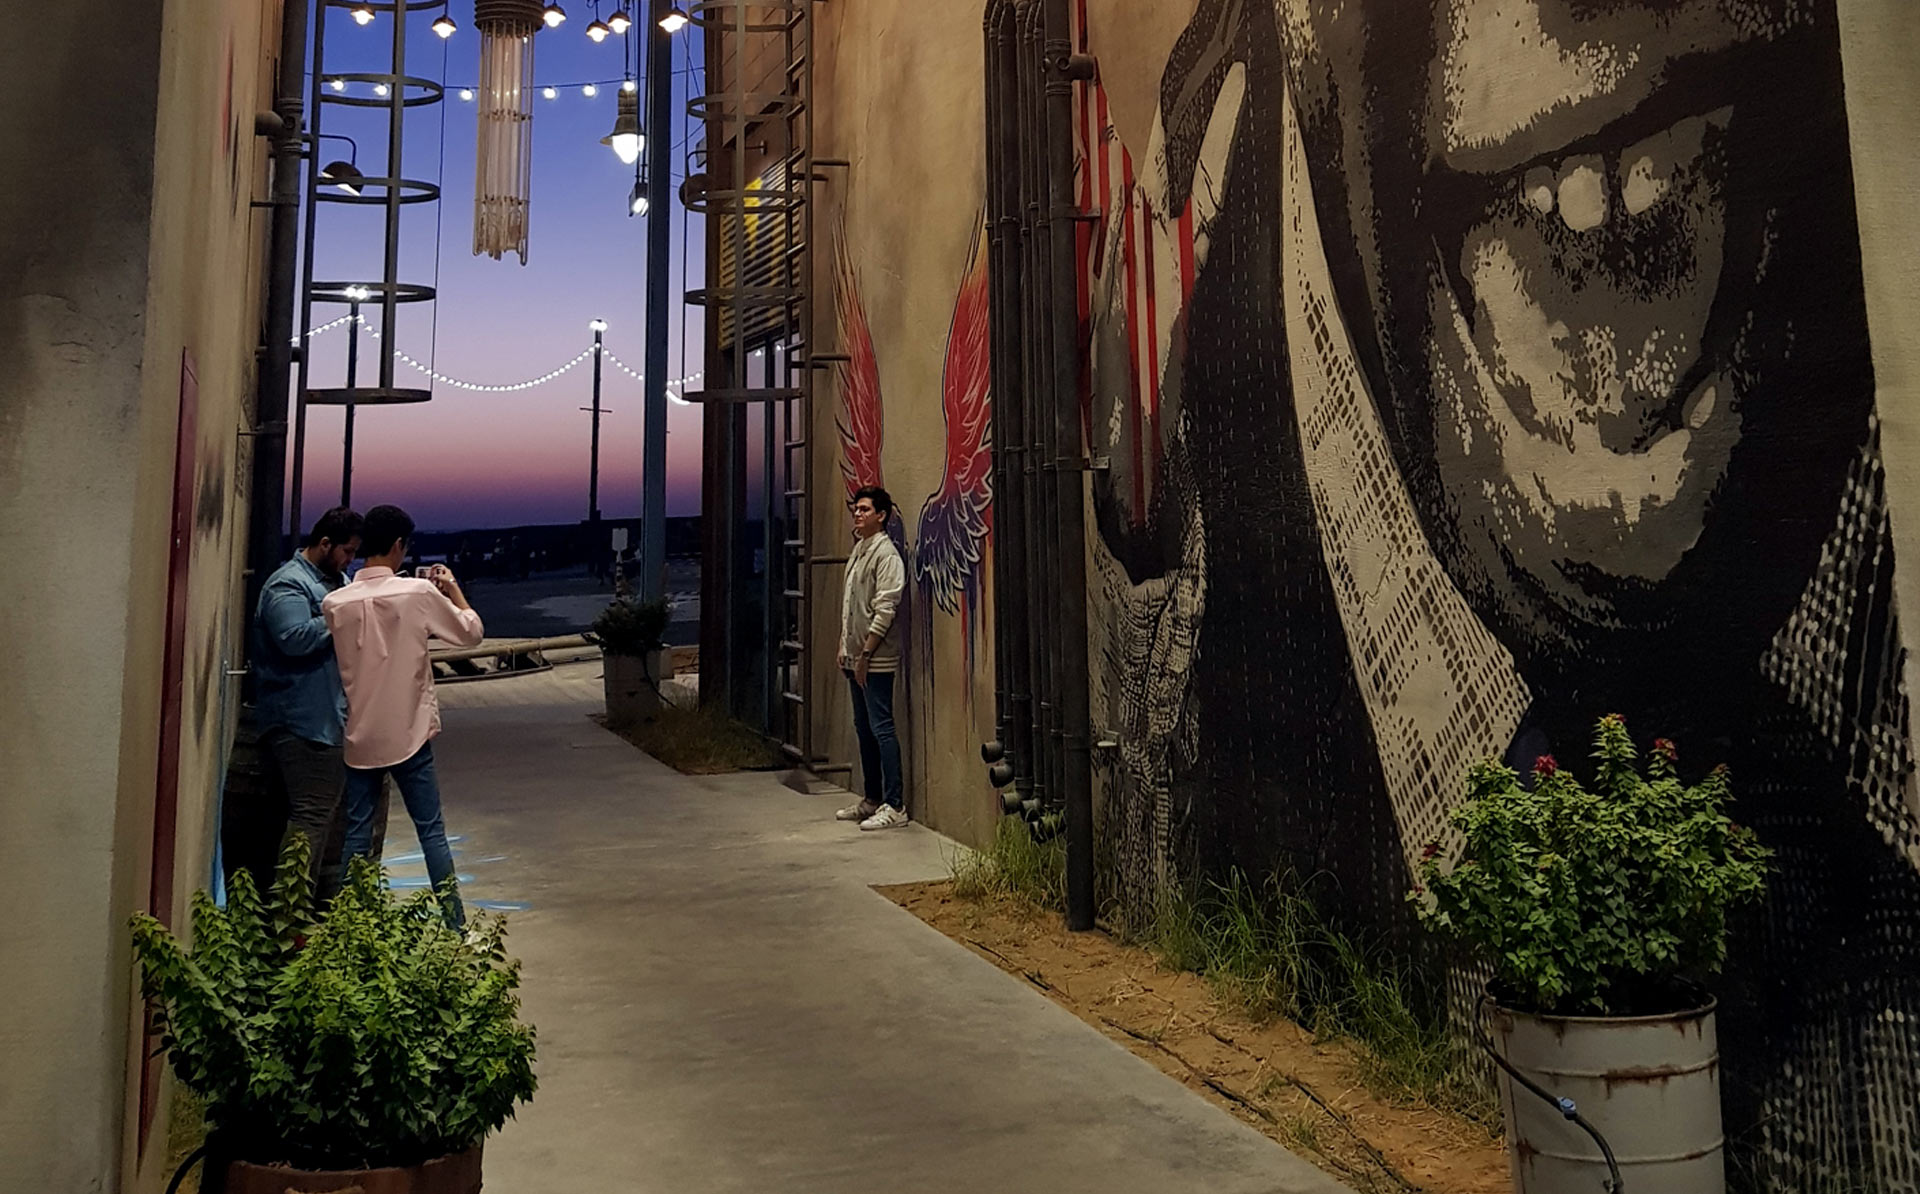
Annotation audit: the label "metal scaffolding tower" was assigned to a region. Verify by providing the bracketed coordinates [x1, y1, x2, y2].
[687, 0, 848, 785]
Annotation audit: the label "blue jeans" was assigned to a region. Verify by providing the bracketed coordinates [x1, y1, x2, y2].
[847, 670, 903, 810]
[344, 742, 463, 927]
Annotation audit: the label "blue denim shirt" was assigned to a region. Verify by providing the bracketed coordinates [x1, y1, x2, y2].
[252, 554, 347, 745]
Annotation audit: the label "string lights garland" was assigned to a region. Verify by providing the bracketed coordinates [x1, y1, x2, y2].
[300, 315, 698, 400]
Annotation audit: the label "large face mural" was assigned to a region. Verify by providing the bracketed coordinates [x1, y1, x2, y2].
[1077, 0, 1920, 1186]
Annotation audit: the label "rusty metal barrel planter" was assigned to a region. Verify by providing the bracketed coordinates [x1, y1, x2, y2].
[1488, 997, 1724, 1193]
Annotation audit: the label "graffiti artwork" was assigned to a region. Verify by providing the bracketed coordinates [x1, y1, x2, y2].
[1076, 0, 1920, 1186]
[914, 226, 994, 634]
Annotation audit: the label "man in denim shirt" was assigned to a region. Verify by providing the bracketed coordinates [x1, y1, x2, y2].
[249, 507, 373, 898]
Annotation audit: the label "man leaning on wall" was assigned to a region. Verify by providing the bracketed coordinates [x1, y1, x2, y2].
[835, 486, 909, 831]
[243, 507, 386, 899]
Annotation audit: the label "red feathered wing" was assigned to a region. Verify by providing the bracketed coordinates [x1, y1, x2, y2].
[834, 234, 885, 497]
[914, 223, 994, 617]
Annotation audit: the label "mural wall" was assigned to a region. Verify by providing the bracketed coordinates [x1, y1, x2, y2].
[1076, 0, 1920, 1188]
[807, 0, 1918, 1183]
[811, 0, 1000, 845]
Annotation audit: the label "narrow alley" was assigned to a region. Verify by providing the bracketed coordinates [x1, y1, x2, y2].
[431, 662, 1347, 1194]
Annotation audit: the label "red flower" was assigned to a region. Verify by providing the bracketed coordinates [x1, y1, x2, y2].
[1652, 738, 1678, 761]
[1420, 840, 1440, 861]
[1534, 754, 1558, 776]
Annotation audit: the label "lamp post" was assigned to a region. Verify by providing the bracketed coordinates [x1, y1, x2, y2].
[639, 0, 677, 602]
[341, 284, 370, 505]
[585, 319, 607, 524]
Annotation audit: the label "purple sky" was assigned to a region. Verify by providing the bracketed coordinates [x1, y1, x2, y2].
[292, 4, 708, 532]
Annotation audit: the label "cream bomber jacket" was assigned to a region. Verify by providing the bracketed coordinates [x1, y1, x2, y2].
[840, 531, 905, 673]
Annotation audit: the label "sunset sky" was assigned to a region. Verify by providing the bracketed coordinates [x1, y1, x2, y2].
[292, 4, 709, 531]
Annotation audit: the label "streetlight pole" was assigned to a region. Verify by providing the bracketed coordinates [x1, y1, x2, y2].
[587, 319, 607, 524]
[341, 287, 366, 506]
[639, 0, 675, 602]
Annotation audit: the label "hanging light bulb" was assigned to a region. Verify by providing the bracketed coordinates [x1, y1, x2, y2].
[542, 85, 557, 99]
[659, 5, 690, 32]
[582, 83, 598, 97]
[601, 87, 643, 164]
[432, 13, 457, 37]
[459, 87, 475, 101]
[585, 18, 612, 41]
[629, 179, 648, 217]
[344, 284, 373, 302]
[622, 78, 637, 93]
[374, 82, 391, 97]
[329, 77, 347, 91]
[350, 3, 376, 24]
[541, 2, 567, 26]
[606, 7, 631, 32]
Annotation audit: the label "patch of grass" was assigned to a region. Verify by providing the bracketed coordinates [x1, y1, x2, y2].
[603, 703, 782, 774]
[948, 823, 1494, 1125]
[164, 1081, 208, 1186]
[1146, 870, 1495, 1125]
[951, 817, 1067, 909]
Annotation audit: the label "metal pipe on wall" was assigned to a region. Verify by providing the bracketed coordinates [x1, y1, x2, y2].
[1042, 0, 1095, 929]
[251, 0, 313, 618]
[984, 0, 1034, 804]
[1018, 0, 1054, 823]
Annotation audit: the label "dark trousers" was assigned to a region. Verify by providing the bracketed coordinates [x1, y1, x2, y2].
[846, 669, 904, 810]
[345, 742, 463, 928]
[261, 727, 389, 903]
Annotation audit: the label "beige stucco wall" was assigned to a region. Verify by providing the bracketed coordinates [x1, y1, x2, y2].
[811, 0, 998, 845]
[0, 0, 274, 1187]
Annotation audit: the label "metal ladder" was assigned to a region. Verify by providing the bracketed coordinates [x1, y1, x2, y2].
[688, 0, 848, 784]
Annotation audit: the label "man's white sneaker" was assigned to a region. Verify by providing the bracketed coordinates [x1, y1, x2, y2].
[860, 804, 909, 832]
[836, 799, 879, 822]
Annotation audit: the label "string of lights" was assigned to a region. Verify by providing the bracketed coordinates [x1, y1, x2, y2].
[299, 315, 702, 396]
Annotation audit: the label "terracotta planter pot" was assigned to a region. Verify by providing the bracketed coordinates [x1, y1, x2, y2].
[223, 1146, 482, 1194]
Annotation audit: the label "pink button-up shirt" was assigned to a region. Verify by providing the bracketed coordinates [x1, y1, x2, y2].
[322, 567, 485, 769]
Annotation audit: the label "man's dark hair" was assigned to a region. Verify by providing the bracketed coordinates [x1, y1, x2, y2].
[853, 485, 894, 516]
[361, 505, 415, 558]
[305, 506, 364, 548]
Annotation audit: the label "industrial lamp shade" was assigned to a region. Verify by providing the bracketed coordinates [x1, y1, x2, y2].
[585, 17, 612, 41]
[318, 160, 365, 196]
[432, 13, 457, 37]
[659, 5, 690, 32]
[605, 7, 631, 32]
[601, 89, 643, 165]
[541, 2, 567, 26]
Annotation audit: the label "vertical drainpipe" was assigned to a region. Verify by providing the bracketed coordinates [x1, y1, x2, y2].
[1042, 0, 1095, 930]
[1018, 0, 1055, 825]
[248, 0, 312, 626]
[983, 0, 1028, 803]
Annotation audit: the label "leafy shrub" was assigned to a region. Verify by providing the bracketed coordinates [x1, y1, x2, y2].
[590, 598, 670, 657]
[129, 838, 537, 1170]
[1413, 714, 1770, 1016]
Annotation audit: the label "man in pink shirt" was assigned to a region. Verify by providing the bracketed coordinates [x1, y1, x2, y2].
[323, 504, 485, 926]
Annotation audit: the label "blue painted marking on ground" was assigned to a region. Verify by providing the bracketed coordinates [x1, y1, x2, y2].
[386, 874, 477, 888]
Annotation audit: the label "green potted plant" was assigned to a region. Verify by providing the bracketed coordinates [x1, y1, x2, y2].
[130, 838, 536, 1193]
[1412, 714, 1769, 1194]
[590, 597, 672, 727]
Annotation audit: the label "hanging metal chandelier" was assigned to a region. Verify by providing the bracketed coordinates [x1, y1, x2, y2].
[473, 0, 546, 263]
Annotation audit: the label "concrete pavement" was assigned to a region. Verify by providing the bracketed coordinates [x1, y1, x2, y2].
[422, 662, 1347, 1194]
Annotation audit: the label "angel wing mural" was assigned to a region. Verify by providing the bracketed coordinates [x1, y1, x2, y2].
[834, 232, 886, 500]
[913, 225, 993, 623]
